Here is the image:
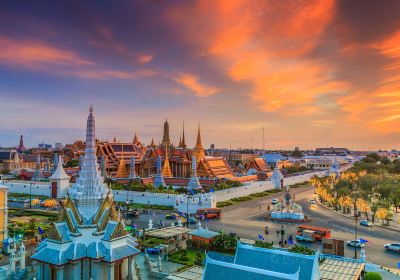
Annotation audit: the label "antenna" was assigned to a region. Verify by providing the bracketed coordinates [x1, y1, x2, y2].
[262, 126, 265, 151]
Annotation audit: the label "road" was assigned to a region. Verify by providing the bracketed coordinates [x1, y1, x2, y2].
[205, 185, 400, 269]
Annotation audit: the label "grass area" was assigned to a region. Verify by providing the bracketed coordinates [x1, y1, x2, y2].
[9, 209, 58, 218]
[216, 189, 282, 208]
[169, 249, 205, 266]
[118, 202, 174, 211]
[290, 182, 310, 188]
[9, 193, 48, 200]
[216, 183, 310, 208]
[140, 237, 164, 249]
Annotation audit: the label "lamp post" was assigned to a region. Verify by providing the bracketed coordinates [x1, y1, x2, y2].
[354, 207, 360, 259]
[29, 183, 32, 209]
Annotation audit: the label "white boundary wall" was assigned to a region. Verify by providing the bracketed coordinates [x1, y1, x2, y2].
[0, 170, 327, 207]
[213, 170, 327, 202]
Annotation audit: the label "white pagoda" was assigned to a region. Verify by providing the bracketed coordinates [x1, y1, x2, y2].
[32, 106, 140, 280]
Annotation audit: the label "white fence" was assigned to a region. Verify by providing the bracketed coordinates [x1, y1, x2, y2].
[213, 170, 327, 202]
[0, 170, 327, 206]
[0, 180, 52, 196]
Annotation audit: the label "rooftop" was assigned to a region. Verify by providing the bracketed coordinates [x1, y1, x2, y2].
[145, 226, 191, 239]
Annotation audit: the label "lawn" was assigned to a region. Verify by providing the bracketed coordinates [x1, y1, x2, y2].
[216, 189, 282, 208]
[169, 249, 205, 266]
[119, 202, 174, 211]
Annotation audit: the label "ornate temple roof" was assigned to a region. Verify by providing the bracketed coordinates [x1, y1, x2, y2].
[32, 106, 140, 267]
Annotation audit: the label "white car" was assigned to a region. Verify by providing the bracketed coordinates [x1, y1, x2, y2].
[384, 243, 400, 252]
[347, 240, 364, 248]
[309, 200, 316, 205]
[271, 198, 279, 205]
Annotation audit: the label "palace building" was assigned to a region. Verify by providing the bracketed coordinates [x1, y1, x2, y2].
[32, 106, 140, 280]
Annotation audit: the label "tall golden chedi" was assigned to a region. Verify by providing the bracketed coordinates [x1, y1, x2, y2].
[115, 149, 129, 179]
[192, 124, 206, 163]
[162, 146, 173, 177]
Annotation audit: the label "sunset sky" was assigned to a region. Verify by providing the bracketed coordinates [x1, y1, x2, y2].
[0, 0, 399, 150]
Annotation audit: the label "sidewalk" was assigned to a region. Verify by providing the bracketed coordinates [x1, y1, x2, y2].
[316, 198, 400, 233]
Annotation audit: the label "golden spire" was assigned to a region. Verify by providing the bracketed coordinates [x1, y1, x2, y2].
[181, 119, 186, 148]
[150, 137, 156, 147]
[133, 131, 140, 144]
[116, 146, 129, 178]
[195, 123, 203, 149]
[162, 147, 173, 177]
[193, 123, 205, 163]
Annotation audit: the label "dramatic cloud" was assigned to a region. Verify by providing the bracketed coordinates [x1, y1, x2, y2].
[0, 0, 399, 149]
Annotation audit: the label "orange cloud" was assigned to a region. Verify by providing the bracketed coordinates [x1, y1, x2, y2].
[0, 36, 157, 80]
[136, 54, 153, 64]
[174, 73, 219, 97]
[0, 36, 94, 67]
[166, 0, 342, 114]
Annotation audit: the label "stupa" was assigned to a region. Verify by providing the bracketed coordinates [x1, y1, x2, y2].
[32, 106, 140, 280]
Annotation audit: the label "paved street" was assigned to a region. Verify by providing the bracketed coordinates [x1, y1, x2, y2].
[206, 185, 400, 269]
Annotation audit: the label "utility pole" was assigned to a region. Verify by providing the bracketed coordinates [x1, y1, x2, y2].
[354, 207, 360, 259]
[262, 126, 265, 151]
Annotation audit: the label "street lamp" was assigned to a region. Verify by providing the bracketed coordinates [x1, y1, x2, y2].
[29, 183, 33, 209]
[354, 207, 360, 259]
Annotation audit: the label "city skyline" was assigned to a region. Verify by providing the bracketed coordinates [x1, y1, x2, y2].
[1, 0, 400, 150]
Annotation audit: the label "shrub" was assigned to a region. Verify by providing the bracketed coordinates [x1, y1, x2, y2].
[288, 245, 315, 255]
[364, 272, 383, 280]
[254, 240, 273, 248]
[216, 201, 234, 208]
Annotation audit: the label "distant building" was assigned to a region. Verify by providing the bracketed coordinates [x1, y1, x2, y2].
[0, 148, 22, 173]
[54, 142, 63, 152]
[315, 147, 350, 156]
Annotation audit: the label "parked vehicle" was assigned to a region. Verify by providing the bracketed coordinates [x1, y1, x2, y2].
[347, 240, 364, 248]
[384, 243, 400, 252]
[359, 220, 373, 227]
[197, 208, 222, 219]
[165, 213, 179, 219]
[271, 198, 279, 205]
[309, 200, 316, 204]
[295, 230, 315, 243]
[297, 225, 331, 241]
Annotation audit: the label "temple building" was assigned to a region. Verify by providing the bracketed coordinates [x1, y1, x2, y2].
[17, 134, 26, 153]
[32, 106, 140, 280]
[197, 156, 234, 179]
[140, 119, 192, 179]
[192, 125, 205, 164]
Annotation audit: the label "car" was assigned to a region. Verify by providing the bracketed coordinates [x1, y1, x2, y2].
[165, 213, 179, 219]
[359, 220, 373, 227]
[271, 198, 279, 204]
[188, 217, 197, 224]
[384, 243, 400, 252]
[309, 200, 316, 204]
[347, 240, 364, 248]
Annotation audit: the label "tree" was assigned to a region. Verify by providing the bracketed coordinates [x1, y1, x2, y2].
[364, 272, 382, 280]
[291, 149, 304, 158]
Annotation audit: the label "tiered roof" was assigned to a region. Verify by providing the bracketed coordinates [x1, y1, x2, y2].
[197, 156, 234, 179]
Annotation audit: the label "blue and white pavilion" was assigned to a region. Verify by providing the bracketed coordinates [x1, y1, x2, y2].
[32, 106, 140, 280]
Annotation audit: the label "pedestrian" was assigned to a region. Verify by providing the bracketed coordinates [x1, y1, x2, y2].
[267, 205, 270, 211]
[276, 230, 280, 237]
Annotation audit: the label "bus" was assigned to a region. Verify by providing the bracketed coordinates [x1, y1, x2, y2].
[296, 225, 331, 241]
[197, 208, 222, 219]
